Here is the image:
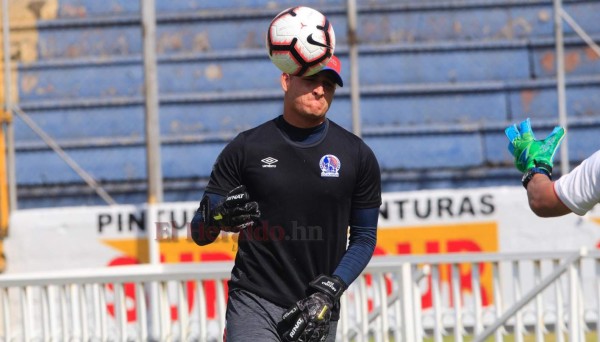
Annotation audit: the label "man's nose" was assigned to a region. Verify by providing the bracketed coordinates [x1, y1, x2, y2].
[313, 84, 325, 96]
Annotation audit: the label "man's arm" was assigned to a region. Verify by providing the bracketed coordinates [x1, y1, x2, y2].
[190, 186, 260, 246]
[553, 150, 600, 216]
[278, 207, 379, 342]
[505, 118, 569, 217]
[333, 207, 379, 286]
[190, 192, 224, 246]
[526, 174, 572, 217]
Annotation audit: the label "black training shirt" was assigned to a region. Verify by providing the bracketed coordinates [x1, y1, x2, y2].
[205, 116, 381, 315]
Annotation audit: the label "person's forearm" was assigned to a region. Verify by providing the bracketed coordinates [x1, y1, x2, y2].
[190, 192, 224, 246]
[333, 226, 376, 286]
[333, 207, 379, 285]
[526, 174, 571, 217]
[190, 211, 221, 245]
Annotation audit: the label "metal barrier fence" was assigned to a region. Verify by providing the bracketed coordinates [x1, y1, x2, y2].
[0, 249, 596, 341]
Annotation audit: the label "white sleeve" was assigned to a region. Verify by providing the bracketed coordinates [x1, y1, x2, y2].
[554, 150, 600, 216]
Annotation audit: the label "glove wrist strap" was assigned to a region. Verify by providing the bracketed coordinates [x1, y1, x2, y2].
[533, 161, 553, 176]
[200, 194, 226, 230]
[309, 274, 346, 301]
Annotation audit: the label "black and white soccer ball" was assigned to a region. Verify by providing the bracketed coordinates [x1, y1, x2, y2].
[266, 6, 336, 76]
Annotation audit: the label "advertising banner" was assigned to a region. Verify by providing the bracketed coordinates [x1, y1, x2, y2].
[5, 186, 600, 322]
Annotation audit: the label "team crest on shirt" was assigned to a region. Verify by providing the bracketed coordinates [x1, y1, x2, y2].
[319, 154, 341, 177]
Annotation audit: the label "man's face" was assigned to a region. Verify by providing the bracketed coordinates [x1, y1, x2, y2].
[281, 71, 337, 126]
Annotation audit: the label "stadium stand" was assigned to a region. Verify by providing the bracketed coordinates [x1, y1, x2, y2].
[9, 0, 600, 208]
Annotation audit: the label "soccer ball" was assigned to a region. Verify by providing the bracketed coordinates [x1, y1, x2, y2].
[266, 6, 336, 76]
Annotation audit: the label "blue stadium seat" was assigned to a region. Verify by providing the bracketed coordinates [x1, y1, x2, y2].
[507, 82, 600, 119]
[11, 0, 600, 207]
[39, 1, 600, 60]
[531, 45, 600, 78]
[16, 142, 226, 185]
[14, 107, 145, 141]
[366, 133, 484, 170]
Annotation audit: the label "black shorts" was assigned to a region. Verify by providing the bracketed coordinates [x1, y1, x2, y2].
[224, 288, 338, 342]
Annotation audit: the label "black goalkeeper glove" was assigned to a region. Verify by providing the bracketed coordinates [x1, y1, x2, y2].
[199, 185, 260, 233]
[280, 274, 346, 342]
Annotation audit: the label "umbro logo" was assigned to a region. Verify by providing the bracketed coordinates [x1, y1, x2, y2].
[261, 157, 278, 168]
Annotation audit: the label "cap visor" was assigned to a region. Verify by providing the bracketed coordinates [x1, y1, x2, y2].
[319, 69, 343, 87]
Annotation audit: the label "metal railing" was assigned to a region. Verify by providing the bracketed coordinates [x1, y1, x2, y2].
[0, 249, 597, 341]
[0, 262, 232, 341]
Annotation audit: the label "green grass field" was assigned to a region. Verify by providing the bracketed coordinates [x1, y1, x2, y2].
[366, 331, 598, 341]
[420, 332, 597, 341]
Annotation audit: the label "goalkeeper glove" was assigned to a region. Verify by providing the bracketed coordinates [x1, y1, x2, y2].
[280, 275, 346, 342]
[505, 118, 565, 175]
[199, 185, 260, 233]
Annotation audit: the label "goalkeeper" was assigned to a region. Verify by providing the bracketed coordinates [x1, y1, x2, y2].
[190, 55, 382, 342]
[505, 118, 600, 217]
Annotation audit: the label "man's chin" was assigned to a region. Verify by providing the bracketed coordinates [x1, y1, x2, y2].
[303, 115, 326, 126]
[302, 111, 327, 120]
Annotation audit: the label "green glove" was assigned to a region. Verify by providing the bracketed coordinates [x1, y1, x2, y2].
[504, 118, 565, 174]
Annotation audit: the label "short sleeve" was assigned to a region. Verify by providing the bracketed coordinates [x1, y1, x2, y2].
[205, 134, 246, 195]
[554, 150, 600, 215]
[352, 142, 382, 209]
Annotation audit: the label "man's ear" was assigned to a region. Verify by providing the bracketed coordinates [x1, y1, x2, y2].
[281, 73, 290, 92]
